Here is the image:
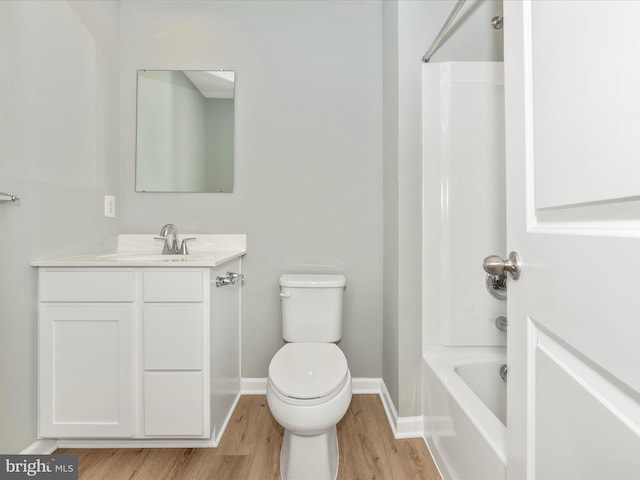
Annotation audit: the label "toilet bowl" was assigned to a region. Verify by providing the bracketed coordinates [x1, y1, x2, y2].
[267, 342, 352, 480]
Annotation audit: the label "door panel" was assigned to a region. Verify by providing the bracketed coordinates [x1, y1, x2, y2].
[504, 1, 640, 477]
[534, 330, 640, 479]
[531, 1, 640, 209]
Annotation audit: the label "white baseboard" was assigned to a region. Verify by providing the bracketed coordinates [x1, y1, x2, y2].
[240, 378, 382, 395]
[241, 377, 268, 395]
[351, 377, 383, 394]
[241, 377, 383, 395]
[380, 381, 424, 439]
[20, 439, 58, 454]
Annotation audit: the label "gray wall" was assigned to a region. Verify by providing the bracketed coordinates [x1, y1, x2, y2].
[382, 0, 503, 416]
[0, 0, 121, 452]
[118, 1, 384, 379]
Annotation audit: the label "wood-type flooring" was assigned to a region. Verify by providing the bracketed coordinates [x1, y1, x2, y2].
[56, 394, 442, 479]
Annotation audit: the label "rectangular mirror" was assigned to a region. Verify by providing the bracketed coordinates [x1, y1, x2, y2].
[136, 70, 235, 192]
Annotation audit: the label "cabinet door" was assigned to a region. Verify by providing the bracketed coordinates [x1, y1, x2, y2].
[39, 305, 134, 438]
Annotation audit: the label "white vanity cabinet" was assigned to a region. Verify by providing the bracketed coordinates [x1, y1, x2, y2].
[37, 261, 242, 443]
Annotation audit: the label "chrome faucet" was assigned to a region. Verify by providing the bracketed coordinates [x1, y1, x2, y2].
[156, 224, 179, 254]
[155, 224, 195, 255]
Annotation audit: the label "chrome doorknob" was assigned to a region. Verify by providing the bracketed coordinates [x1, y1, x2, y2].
[483, 251, 521, 280]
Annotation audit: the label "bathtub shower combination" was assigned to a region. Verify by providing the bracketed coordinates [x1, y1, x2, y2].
[421, 62, 507, 480]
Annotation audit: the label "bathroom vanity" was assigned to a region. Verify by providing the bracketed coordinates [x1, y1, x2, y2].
[32, 235, 245, 446]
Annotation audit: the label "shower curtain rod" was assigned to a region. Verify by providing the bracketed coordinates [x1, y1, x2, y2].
[422, 0, 467, 63]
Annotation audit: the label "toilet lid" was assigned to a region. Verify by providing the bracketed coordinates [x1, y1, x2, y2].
[269, 343, 349, 400]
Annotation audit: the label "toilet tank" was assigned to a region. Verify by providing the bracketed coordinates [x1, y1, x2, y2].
[280, 274, 346, 342]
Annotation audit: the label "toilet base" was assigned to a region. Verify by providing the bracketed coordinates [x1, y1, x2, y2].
[280, 425, 339, 480]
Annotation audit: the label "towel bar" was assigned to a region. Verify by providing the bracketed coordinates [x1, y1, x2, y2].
[0, 192, 19, 202]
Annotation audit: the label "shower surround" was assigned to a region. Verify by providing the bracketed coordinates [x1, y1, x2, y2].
[421, 62, 506, 479]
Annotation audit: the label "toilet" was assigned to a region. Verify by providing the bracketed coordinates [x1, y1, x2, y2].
[267, 274, 352, 480]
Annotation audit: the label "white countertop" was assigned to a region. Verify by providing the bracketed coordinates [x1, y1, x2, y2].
[32, 234, 246, 267]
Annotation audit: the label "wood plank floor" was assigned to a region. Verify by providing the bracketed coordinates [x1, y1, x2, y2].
[56, 394, 442, 480]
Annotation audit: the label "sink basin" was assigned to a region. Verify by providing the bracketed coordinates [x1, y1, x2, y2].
[97, 252, 192, 262]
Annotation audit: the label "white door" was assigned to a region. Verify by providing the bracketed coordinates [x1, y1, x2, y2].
[504, 1, 640, 478]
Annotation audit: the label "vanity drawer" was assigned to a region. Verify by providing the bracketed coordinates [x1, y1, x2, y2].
[144, 372, 204, 436]
[143, 271, 204, 302]
[39, 271, 135, 302]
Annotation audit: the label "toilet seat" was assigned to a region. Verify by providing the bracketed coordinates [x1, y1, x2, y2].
[268, 343, 349, 406]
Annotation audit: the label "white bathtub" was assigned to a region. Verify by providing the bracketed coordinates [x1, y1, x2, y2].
[422, 346, 506, 480]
